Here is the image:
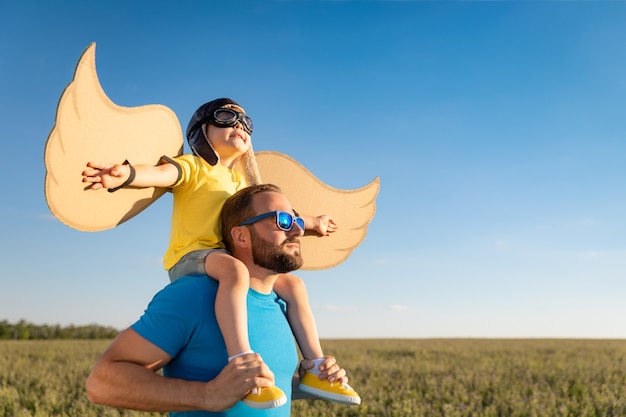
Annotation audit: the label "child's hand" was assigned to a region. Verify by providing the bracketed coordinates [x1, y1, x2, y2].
[313, 215, 337, 236]
[82, 161, 131, 190]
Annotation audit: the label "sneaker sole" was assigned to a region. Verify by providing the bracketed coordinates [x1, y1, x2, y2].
[298, 384, 362, 405]
[242, 396, 287, 409]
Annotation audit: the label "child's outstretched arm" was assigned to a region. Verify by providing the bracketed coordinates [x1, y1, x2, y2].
[300, 214, 337, 236]
[82, 161, 179, 191]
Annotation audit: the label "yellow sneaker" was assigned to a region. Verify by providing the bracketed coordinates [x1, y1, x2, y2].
[242, 385, 287, 409]
[298, 372, 361, 405]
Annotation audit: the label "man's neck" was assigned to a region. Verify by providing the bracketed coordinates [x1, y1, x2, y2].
[247, 264, 280, 294]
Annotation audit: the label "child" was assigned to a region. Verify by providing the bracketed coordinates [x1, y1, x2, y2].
[82, 98, 361, 408]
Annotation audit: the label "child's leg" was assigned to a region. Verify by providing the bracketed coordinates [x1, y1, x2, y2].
[168, 250, 211, 282]
[172, 250, 286, 409]
[275, 274, 361, 405]
[273, 273, 324, 360]
[204, 251, 252, 359]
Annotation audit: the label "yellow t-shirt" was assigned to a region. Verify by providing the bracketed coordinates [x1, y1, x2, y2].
[163, 154, 246, 270]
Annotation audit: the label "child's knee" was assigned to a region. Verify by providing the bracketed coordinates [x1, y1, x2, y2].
[205, 251, 250, 284]
[288, 274, 306, 291]
[275, 274, 307, 299]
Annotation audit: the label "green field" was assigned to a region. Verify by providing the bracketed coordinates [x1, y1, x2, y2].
[2, 339, 625, 416]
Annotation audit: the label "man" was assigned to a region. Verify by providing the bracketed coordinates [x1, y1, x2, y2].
[86, 184, 349, 416]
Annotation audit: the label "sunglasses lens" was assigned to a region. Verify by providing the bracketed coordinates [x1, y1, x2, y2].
[276, 212, 305, 231]
[276, 212, 293, 231]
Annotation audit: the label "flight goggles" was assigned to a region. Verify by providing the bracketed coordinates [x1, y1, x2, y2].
[207, 108, 253, 134]
[238, 210, 305, 232]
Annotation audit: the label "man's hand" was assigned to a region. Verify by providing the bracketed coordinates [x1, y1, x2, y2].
[293, 355, 349, 400]
[299, 356, 347, 384]
[202, 353, 276, 410]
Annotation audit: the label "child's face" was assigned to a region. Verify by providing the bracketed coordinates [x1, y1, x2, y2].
[205, 116, 252, 159]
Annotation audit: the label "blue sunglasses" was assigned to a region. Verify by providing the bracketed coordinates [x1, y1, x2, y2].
[238, 210, 305, 232]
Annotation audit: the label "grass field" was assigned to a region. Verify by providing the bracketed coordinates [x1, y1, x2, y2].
[1, 338, 625, 416]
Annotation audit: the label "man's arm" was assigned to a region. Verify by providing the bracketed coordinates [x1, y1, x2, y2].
[86, 328, 274, 412]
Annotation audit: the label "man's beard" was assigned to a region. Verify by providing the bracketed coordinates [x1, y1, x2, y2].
[249, 228, 304, 273]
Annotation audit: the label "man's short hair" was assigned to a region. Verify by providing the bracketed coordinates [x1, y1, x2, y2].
[221, 184, 283, 251]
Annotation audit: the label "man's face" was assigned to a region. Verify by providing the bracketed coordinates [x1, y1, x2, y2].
[249, 226, 303, 273]
[246, 192, 304, 273]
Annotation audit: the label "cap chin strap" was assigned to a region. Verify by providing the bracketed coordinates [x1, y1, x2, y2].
[190, 124, 218, 165]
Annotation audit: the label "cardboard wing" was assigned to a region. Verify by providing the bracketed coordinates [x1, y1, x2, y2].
[44, 43, 183, 231]
[44, 43, 379, 270]
[256, 151, 379, 270]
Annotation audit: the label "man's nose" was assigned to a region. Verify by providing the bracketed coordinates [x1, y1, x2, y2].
[289, 222, 304, 237]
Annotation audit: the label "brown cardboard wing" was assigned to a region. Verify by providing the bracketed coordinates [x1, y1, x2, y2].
[43, 43, 184, 231]
[256, 151, 379, 270]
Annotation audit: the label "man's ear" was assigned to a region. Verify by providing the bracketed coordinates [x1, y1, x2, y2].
[229, 226, 250, 249]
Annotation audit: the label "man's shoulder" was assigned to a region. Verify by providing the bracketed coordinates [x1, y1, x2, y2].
[131, 275, 220, 359]
[133, 275, 219, 335]
[149, 275, 220, 311]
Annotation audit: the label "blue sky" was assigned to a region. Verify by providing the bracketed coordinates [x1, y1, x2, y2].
[2, 1, 626, 339]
